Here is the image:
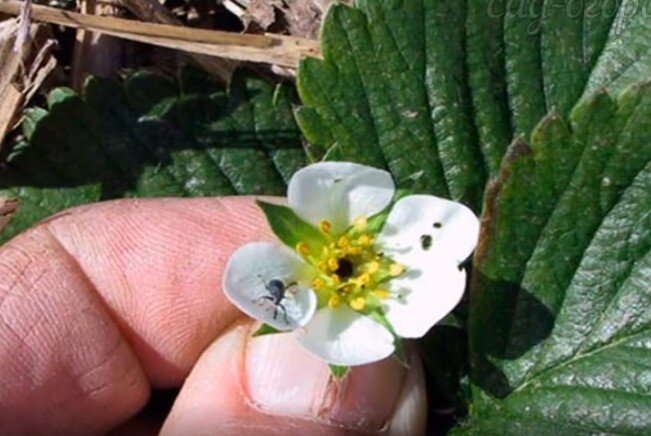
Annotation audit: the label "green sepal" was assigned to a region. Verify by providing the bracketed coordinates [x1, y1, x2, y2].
[256, 200, 327, 250]
[329, 364, 349, 378]
[365, 209, 390, 235]
[437, 312, 465, 329]
[393, 337, 407, 366]
[368, 310, 408, 367]
[393, 188, 413, 202]
[252, 323, 282, 337]
[365, 188, 412, 234]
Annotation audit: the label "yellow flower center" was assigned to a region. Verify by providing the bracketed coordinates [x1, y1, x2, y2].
[295, 216, 406, 312]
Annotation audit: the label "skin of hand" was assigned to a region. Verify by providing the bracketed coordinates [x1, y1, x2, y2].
[0, 197, 426, 435]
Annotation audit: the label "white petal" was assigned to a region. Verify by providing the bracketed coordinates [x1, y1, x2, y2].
[223, 242, 317, 331]
[295, 306, 395, 366]
[288, 162, 395, 232]
[384, 261, 466, 338]
[377, 195, 479, 268]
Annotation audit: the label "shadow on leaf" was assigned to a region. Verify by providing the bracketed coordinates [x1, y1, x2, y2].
[470, 272, 555, 399]
[0, 69, 307, 241]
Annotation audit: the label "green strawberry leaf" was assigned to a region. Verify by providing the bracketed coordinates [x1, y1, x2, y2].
[463, 81, 651, 433]
[294, 4, 650, 430]
[0, 69, 305, 243]
[296, 0, 649, 211]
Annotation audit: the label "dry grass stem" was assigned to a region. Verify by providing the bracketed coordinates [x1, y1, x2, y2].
[71, 0, 124, 90]
[0, 1, 321, 67]
[0, 16, 56, 149]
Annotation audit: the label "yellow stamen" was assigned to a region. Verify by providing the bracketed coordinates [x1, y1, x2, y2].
[357, 234, 373, 246]
[353, 216, 368, 229]
[366, 261, 380, 274]
[350, 297, 366, 311]
[339, 285, 352, 294]
[296, 213, 406, 311]
[374, 288, 390, 299]
[296, 242, 310, 255]
[319, 219, 332, 234]
[357, 273, 371, 285]
[345, 246, 361, 255]
[328, 294, 341, 308]
[390, 263, 406, 276]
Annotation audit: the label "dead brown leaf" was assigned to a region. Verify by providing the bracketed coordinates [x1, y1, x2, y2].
[227, 0, 348, 38]
[0, 197, 18, 234]
[282, 0, 323, 38]
[244, 0, 283, 31]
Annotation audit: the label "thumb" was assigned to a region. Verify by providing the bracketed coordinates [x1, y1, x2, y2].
[161, 322, 426, 435]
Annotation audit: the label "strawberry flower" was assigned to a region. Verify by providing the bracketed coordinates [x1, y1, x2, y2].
[223, 162, 479, 367]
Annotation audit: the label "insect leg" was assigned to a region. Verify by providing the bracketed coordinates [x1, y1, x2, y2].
[278, 303, 289, 324]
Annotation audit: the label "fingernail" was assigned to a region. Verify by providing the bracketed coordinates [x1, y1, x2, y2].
[245, 331, 406, 431]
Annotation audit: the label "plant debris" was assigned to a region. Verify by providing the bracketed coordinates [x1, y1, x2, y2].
[0, 14, 56, 150]
[227, 0, 348, 38]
